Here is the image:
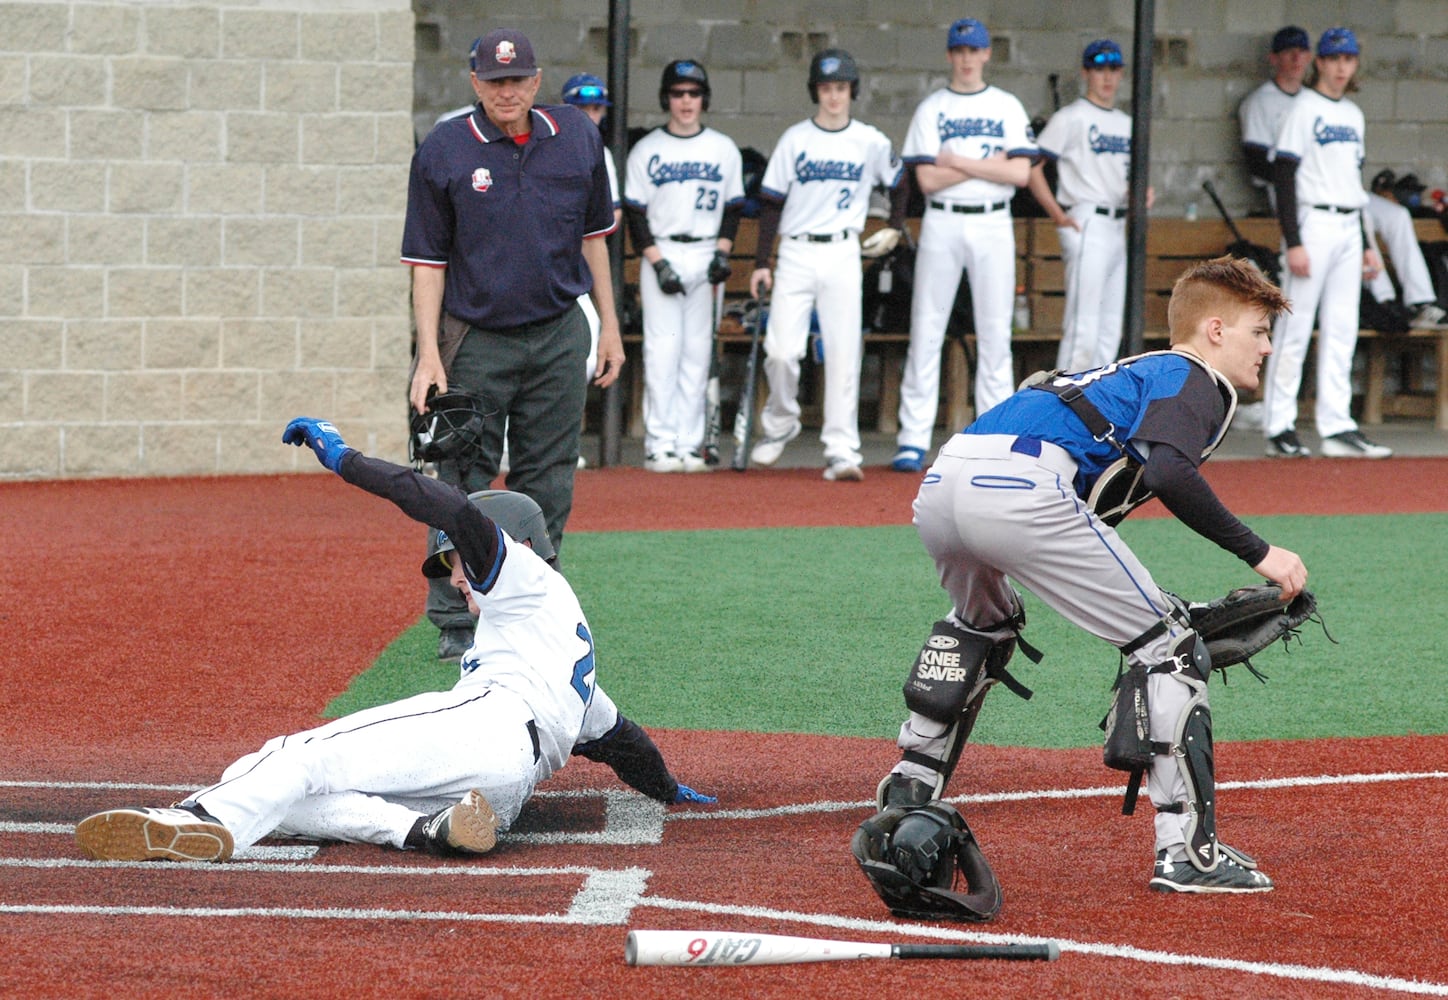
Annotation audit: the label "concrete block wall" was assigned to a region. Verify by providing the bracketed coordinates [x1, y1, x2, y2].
[413, 2, 1448, 219]
[2, 0, 415, 479]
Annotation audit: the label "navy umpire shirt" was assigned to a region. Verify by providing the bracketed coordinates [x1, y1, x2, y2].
[402, 103, 616, 330]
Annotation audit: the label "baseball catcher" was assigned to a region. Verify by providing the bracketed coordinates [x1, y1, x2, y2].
[856, 258, 1314, 916]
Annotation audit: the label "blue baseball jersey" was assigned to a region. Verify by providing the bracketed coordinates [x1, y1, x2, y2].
[968, 352, 1230, 497]
[402, 104, 616, 329]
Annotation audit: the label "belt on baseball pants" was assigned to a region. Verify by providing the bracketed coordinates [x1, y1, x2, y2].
[1063, 205, 1127, 219]
[939, 433, 1078, 480]
[787, 231, 851, 243]
[1311, 204, 1358, 215]
[661, 234, 708, 242]
[928, 199, 1009, 214]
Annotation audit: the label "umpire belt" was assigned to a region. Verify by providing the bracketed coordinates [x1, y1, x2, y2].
[787, 231, 851, 243]
[939, 432, 1077, 481]
[1311, 204, 1359, 215]
[929, 199, 1009, 215]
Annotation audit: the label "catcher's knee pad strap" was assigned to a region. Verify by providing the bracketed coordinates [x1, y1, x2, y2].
[903, 619, 995, 725]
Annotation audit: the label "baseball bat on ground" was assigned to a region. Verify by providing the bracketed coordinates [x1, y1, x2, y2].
[625, 930, 1060, 967]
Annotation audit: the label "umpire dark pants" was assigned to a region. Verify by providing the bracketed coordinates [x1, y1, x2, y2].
[425, 302, 589, 631]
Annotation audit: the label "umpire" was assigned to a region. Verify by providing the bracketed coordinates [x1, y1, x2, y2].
[402, 28, 625, 659]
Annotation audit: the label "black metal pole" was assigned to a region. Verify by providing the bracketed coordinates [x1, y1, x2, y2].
[1124, 0, 1155, 356]
[599, 0, 629, 467]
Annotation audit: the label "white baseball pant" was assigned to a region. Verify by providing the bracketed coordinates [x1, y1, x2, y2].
[1263, 208, 1364, 439]
[192, 686, 539, 851]
[757, 236, 866, 465]
[1366, 193, 1436, 307]
[640, 239, 717, 457]
[897, 207, 1016, 451]
[1055, 207, 1128, 372]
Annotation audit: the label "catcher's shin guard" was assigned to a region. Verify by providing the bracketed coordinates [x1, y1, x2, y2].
[902, 619, 995, 725]
[1153, 631, 1223, 872]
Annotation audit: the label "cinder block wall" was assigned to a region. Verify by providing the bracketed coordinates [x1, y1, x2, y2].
[414, 2, 1448, 217]
[2, 1, 415, 479]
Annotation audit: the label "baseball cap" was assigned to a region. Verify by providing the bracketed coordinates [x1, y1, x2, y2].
[1317, 27, 1360, 57]
[562, 73, 610, 107]
[1270, 26, 1310, 54]
[470, 28, 539, 80]
[1082, 39, 1124, 69]
[947, 18, 990, 50]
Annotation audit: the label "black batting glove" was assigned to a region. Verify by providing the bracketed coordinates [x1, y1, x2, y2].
[652, 258, 685, 295]
[707, 250, 732, 285]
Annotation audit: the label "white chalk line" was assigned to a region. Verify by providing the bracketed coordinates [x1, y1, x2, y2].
[5, 771, 1447, 994]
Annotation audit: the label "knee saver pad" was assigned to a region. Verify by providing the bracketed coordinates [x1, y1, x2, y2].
[903, 620, 993, 725]
[851, 802, 1002, 922]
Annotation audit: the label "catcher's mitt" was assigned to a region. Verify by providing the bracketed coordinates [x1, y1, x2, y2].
[1188, 584, 1323, 675]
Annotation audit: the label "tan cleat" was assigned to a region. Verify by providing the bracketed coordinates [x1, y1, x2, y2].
[75, 806, 235, 862]
[420, 789, 500, 856]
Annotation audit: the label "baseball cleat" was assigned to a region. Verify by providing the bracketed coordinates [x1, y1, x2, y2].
[679, 450, 712, 473]
[823, 459, 864, 482]
[644, 452, 684, 473]
[750, 425, 801, 467]
[75, 805, 235, 862]
[1319, 430, 1392, 459]
[1148, 849, 1273, 894]
[1265, 430, 1310, 458]
[890, 446, 926, 472]
[420, 789, 499, 856]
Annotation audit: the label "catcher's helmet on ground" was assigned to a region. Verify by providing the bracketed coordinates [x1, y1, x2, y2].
[562, 73, 610, 107]
[851, 801, 1002, 921]
[808, 49, 860, 101]
[659, 60, 710, 111]
[422, 490, 556, 578]
[408, 389, 490, 466]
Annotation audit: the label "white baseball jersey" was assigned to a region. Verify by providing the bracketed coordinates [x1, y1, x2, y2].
[1271, 87, 1367, 209]
[1035, 98, 1132, 209]
[901, 85, 1037, 203]
[760, 118, 903, 235]
[624, 126, 744, 238]
[1239, 81, 1298, 169]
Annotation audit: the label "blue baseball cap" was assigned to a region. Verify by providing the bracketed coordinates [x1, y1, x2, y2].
[1317, 27, 1360, 57]
[1270, 26, 1310, 53]
[1082, 39, 1124, 69]
[562, 73, 610, 107]
[470, 28, 539, 80]
[947, 18, 990, 50]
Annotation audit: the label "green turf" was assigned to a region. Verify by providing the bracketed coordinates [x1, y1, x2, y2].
[326, 513, 1448, 748]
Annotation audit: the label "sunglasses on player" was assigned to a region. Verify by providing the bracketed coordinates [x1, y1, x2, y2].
[668, 88, 704, 99]
[1089, 51, 1124, 68]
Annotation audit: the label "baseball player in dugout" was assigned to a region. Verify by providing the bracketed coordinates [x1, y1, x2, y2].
[853, 257, 1307, 915]
[624, 60, 745, 473]
[74, 418, 714, 865]
[890, 17, 1039, 475]
[1263, 27, 1393, 460]
[1026, 39, 1153, 374]
[402, 28, 626, 662]
[747, 48, 908, 482]
[1239, 26, 1313, 216]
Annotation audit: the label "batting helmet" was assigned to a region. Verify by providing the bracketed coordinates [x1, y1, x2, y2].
[807, 49, 860, 102]
[659, 59, 710, 112]
[408, 389, 491, 466]
[562, 72, 610, 107]
[422, 489, 556, 578]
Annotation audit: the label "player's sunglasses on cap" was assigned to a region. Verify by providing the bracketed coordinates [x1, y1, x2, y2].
[1083, 40, 1124, 68]
[572, 85, 606, 101]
